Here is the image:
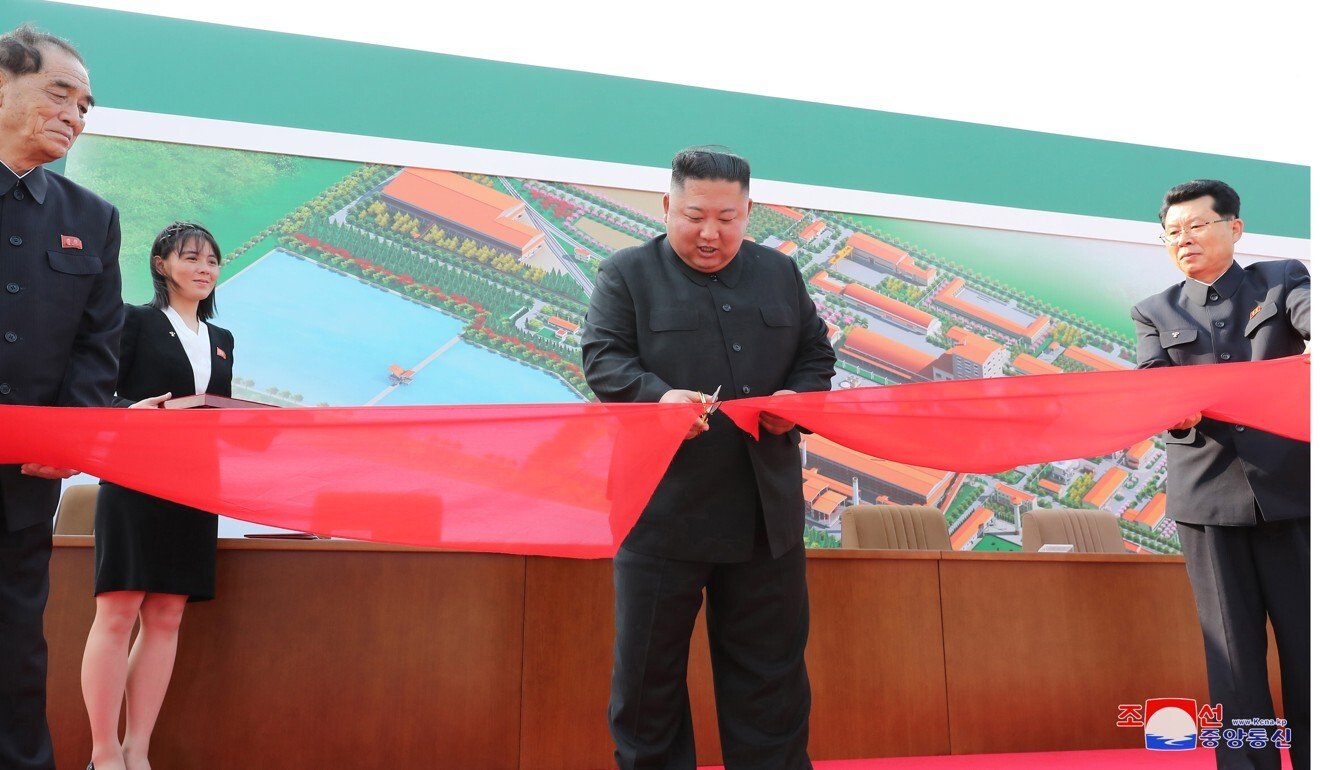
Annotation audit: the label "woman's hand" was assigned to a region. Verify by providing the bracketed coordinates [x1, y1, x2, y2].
[129, 393, 172, 409]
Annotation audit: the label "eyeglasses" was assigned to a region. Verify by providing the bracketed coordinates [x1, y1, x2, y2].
[1159, 217, 1234, 245]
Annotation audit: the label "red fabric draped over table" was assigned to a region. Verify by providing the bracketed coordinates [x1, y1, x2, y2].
[1, 356, 1306, 556]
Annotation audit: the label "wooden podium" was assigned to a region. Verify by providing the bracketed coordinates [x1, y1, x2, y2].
[43, 543, 1282, 769]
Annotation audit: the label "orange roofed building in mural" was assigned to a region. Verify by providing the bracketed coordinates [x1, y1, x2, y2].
[951, 506, 994, 550]
[1124, 438, 1155, 468]
[799, 219, 827, 242]
[802, 467, 855, 529]
[936, 327, 1008, 379]
[932, 277, 1050, 345]
[546, 316, 579, 334]
[763, 203, 805, 222]
[840, 283, 939, 336]
[810, 270, 846, 295]
[1013, 353, 1062, 376]
[381, 168, 546, 260]
[1061, 345, 1133, 372]
[1123, 492, 1167, 529]
[802, 433, 956, 509]
[1083, 466, 1129, 511]
[838, 327, 940, 382]
[844, 232, 936, 286]
[991, 482, 1036, 515]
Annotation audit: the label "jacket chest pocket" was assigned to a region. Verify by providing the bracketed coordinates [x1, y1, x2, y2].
[1243, 302, 1278, 337]
[1159, 328, 1204, 365]
[48, 250, 103, 276]
[757, 304, 798, 354]
[760, 305, 794, 328]
[43, 250, 102, 305]
[644, 306, 704, 368]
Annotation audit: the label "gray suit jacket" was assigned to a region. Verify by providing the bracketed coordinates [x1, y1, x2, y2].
[582, 236, 836, 561]
[1131, 259, 1309, 525]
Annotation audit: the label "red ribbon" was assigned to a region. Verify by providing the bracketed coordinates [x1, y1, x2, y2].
[3, 403, 698, 557]
[1, 356, 1307, 556]
[723, 355, 1309, 473]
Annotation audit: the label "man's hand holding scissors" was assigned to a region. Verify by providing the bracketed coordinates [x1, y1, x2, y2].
[660, 385, 720, 440]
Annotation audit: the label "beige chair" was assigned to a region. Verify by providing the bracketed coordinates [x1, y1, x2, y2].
[53, 484, 98, 535]
[841, 504, 952, 550]
[1021, 508, 1125, 554]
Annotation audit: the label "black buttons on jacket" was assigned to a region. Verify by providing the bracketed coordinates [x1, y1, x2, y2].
[7, 236, 21, 246]
[732, 344, 742, 352]
[5, 283, 19, 294]
[0, 383, 10, 395]
[1209, 293, 1220, 301]
[3, 332, 17, 343]
[1235, 425, 1246, 432]
[741, 385, 751, 395]
[1219, 353, 1231, 360]
[13, 189, 24, 201]
[722, 304, 732, 312]
[1214, 321, 1226, 328]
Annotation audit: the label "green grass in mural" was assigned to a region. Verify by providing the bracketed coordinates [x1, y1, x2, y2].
[223, 234, 284, 278]
[972, 534, 1021, 552]
[850, 214, 1180, 341]
[64, 136, 358, 302]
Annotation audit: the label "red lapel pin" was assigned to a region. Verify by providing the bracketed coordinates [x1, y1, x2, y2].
[61, 235, 83, 250]
[216, 347, 227, 360]
[1249, 305, 1263, 319]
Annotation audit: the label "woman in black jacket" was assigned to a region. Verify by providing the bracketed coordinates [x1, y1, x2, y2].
[80, 222, 234, 770]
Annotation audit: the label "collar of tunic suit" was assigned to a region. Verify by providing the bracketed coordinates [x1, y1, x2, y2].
[662, 237, 746, 288]
[0, 162, 48, 204]
[1183, 260, 1245, 306]
[0, 161, 48, 203]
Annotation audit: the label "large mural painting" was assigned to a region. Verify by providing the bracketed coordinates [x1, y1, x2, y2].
[69, 135, 1242, 553]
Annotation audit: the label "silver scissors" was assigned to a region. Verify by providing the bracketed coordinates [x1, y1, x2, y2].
[698, 385, 722, 424]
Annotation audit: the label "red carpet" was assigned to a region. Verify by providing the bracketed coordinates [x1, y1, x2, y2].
[701, 747, 1295, 768]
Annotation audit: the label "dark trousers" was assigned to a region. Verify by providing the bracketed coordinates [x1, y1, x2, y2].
[0, 521, 55, 770]
[1178, 517, 1309, 770]
[608, 531, 811, 770]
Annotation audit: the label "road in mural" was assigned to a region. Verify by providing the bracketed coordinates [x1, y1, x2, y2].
[65, 135, 1191, 553]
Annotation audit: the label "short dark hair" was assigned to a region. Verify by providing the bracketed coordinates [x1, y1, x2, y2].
[1159, 179, 1240, 224]
[671, 146, 750, 193]
[0, 24, 85, 77]
[149, 222, 222, 322]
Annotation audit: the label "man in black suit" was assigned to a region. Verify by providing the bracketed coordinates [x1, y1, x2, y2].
[0, 25, 122, 770]
[1131, 179, 1308, 770]
[582, 148, 836, 770]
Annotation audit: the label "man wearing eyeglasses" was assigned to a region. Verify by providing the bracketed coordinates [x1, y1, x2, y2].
[1132, 179, 1309, 770]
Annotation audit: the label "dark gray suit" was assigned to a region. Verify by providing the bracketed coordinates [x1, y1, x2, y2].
[583, 236, 835, 769]
[0, 164, 122, 770]
[1132, 259, 1309, 770]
